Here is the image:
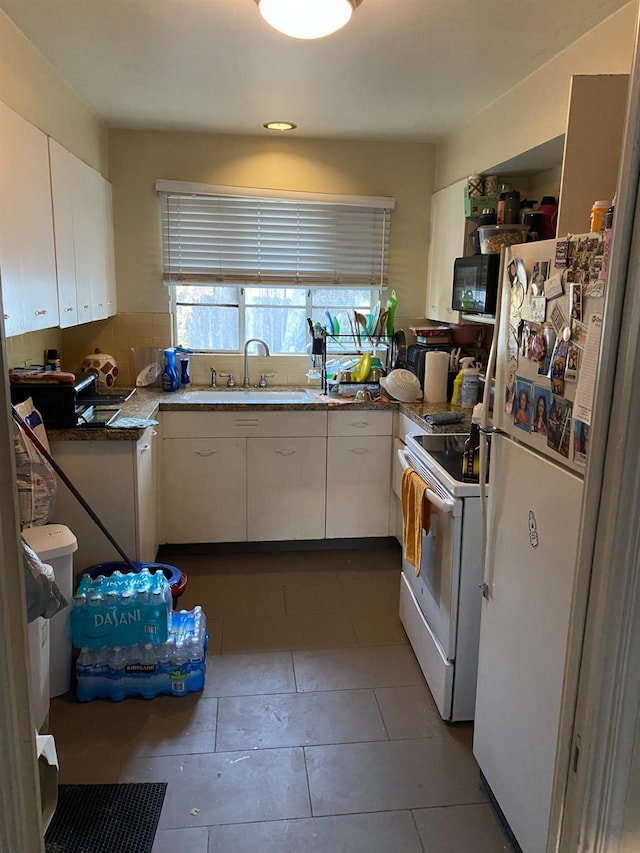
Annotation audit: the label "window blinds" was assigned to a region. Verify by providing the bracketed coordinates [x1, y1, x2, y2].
[158, 183, 394, 287]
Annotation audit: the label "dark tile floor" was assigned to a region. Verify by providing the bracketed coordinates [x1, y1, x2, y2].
[50, 547, 513, 852]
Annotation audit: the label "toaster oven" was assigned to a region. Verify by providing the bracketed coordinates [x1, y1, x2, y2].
[10, 373, 99, 429]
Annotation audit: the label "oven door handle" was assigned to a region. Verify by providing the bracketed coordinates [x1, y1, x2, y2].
[397, 448, 455, 514]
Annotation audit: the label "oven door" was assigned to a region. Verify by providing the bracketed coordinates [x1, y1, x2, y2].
[398, 447, 463, 660]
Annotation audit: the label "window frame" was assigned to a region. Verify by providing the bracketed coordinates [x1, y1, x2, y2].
[169, 284, 381, 354]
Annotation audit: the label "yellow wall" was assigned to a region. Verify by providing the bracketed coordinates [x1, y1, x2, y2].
[108, 130, 436, 321]
[0, 11, 107, 173]
[435, 2, 637, 190]
[0, 10, 108, 368]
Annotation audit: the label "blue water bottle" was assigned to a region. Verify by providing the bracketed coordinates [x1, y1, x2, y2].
[162, 348, 180, 392]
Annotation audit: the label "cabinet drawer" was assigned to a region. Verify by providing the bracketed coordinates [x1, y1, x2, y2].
[162, 410, 326, 438]
[328, 410, 393, 437]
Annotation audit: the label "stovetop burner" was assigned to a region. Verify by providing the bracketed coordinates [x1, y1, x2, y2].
[410, 433, 468, 481]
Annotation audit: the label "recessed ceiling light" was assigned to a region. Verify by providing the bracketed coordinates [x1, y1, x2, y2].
[263, 121, 297, 132]
[254, 0, 363, 40]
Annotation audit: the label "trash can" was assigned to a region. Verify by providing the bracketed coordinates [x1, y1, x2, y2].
[22, 524, 78, 697]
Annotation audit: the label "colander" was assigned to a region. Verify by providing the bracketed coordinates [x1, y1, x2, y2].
[380, 369, 421, 402]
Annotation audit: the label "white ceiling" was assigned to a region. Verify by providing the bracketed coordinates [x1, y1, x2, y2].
[0, 0, 631, 141]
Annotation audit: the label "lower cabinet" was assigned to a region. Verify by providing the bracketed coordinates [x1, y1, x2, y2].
[326, 435, 392, 537]
[159, 407, 393, 544]
[162, 437, 247, 543]
[247, 437, 326, 541]
[50, 427, 160, 570]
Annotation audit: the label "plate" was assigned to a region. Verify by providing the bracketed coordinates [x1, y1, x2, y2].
[136, 362, 162, 387]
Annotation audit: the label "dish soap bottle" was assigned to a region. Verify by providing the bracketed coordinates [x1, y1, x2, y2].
[161, 348, 180, 392]
[450, 368, 464, 405]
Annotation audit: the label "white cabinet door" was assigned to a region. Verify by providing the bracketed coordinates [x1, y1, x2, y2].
[0, 101, 58, 336]
[69, 154, 109, 323]
[102, 178, 117, 317]
[326, 435, 392, 538]
[425, 179, 466, 324]
[163, 437, 247, 543]
[247, 437, 326, 541]
[49, 139, 79, 328]
[136, 427, 159, 562]
[50, 440, 138, 568]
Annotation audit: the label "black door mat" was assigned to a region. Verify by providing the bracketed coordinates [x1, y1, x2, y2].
[45, 782, 167, 853]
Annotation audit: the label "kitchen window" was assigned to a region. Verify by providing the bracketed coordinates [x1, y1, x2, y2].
[157, 181, 395, 353]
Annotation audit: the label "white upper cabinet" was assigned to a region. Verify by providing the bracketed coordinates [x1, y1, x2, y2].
[49, 139, 78, 328]
[49, 139, 117, 326]
[0, 101, 58, 336]
[425, 179, 465, 324]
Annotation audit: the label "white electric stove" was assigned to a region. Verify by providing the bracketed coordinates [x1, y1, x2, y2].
[398, 432, 484, 722]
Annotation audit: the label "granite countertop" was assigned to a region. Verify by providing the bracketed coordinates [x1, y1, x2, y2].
[47, 386, 473, 441]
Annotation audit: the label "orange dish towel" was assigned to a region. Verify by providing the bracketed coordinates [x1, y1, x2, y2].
[401, 467, 432, 576]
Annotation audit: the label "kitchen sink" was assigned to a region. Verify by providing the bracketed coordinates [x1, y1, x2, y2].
[185, 388, 319, 404]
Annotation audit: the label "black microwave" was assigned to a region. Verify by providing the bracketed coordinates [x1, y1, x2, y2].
[452, 254, 500, 316]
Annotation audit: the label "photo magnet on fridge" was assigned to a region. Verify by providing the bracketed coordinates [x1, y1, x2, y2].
[565, 344, 580, 382]
[532, 386, 551, 436]
[570, 282, 583, 323]
[555, 240, 569, 268]
[531, 261, 550, 295]
[547, 395, 573, 459]
[513, 377, 533, 432]
[573, 419, 590, 467]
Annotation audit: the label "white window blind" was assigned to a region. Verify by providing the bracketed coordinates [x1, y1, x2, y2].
[158, 183, 394, 288]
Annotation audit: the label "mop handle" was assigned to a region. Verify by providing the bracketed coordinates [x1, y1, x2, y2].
[12, 407, 137, 571]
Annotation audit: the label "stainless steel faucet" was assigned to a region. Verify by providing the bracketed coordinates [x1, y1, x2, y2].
[210, 367, 217, 387]
[243, 338, 270, 387]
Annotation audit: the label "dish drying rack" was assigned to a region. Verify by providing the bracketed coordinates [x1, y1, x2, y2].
[309, 331, 393, 393]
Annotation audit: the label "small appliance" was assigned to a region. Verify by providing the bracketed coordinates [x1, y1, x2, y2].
[452, 254, 500, 315]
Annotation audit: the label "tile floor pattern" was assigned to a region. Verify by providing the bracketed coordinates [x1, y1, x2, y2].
[50, 547, 514, 852]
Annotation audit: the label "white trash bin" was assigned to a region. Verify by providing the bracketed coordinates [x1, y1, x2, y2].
[22, 524, 78, 697]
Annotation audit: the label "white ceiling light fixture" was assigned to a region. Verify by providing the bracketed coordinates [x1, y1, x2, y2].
[254, 0, 363, 40]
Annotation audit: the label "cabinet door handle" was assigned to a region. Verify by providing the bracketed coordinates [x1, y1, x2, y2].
[235, 420, 258, 428]
[140, 443, 151, 452]
[64, 306, 75, 313]
[34, 309, 48, 316]
[3, 314, 8, 320]
[83, 304, 90, 310]
[275, 448, 296, 456]
[96, 302, 104, 308]
[349, 447, 369, 455]
[150, 430, 158, 437]
[195, 449, 218, 456]
[350, 421, 371, 428]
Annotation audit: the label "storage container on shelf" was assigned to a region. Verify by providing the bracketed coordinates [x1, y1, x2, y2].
[478, 224, 529, 254]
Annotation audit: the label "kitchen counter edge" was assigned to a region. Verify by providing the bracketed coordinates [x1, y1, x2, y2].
[47, 388, 473, 441]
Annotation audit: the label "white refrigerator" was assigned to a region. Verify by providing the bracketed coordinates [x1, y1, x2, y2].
[474, 235, 608, 852]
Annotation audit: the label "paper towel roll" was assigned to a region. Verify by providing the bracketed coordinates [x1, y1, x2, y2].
[423, 351, 450, 403]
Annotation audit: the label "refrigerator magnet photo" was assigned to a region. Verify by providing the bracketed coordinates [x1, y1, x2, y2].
[565, 345, 580, 382]
[532, 386, 551, 436]
[555, 239, 569, 268]
[570, 281, 583, 322]
[530, 296, 547, 324]
[573, 419, 590, 468]
[504, 356, 518, 416]
[531, 261, 550, 295]
[547, 395, 573, 458]
[513, 377, 533, 432]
